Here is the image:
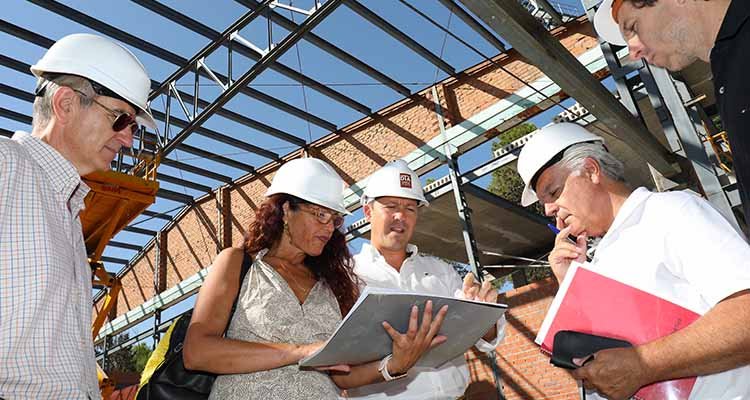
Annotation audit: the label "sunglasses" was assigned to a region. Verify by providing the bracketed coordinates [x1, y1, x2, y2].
[73, 89, 138, 135]
[298, 206, 345, 229]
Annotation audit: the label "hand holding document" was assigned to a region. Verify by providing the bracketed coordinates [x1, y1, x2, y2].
[535, 262, 700, 400]
[299, 286, 507, 369]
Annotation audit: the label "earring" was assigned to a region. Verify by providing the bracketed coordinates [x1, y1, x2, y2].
[283, 221, 289, 233]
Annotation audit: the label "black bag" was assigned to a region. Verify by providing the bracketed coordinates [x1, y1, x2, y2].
[551, 330, 632, 370]
[136, 253, 253, 400]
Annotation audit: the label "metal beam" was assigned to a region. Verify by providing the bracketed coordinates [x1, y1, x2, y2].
[0, 128, 13, 138]
[22, 1, 337, 131]
[435, 0, 506, 52]
[107, 241, 143, 251]
[157, 188, 195, 204]
[343, 0, 455, 75]
[141, 210, 173, 221]
[0, 78, 259, 173]
[534, 0, 564, 26]
[100, 256, 129, 265]
[0, 107, 31, 125]
[150, 109, 279, 161]
[137, 0, 371, 115]
[122, 226, 157, 236]
[161, 158, 234, 184]
[235, 0, 411, 97]
[161, 0, 346, 157]
[155, 172, 212, 193]
[456, 0, 674, 174]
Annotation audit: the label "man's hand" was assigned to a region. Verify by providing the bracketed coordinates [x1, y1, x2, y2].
[571, 347, 649, 400]
[548, 226, 587, 282]
[382, 300, 448, 374]
[462, 273, 498, 304]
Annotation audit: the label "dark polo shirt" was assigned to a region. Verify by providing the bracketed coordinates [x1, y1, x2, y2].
[711, 0, 750, 223]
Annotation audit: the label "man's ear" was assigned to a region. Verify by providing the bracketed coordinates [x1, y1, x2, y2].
[583, 157, 603, 184]
[51, 86, 79, 126]
[363, 203, 372, 222]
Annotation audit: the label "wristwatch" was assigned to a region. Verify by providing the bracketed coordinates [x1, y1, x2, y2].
[378, 354, 408, 381]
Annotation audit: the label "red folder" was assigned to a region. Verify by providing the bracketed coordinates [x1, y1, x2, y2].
[536, 263, 700, 400]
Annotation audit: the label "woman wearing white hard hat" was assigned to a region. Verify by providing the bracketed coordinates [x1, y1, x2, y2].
[184, 158, 440, 399]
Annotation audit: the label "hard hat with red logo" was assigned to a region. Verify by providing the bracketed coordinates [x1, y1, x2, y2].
[360, 160, 428, 207]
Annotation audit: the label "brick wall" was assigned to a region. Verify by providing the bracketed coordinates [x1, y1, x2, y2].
[97, 17, 601, 329]
[463, 278, 580, 400]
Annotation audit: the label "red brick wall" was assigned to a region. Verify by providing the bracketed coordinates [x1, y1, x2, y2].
[97, 18, 601, 328]
[464, 278, 580, 400]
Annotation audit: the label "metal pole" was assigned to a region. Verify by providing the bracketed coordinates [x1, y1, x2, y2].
[430, 86, 504, 400]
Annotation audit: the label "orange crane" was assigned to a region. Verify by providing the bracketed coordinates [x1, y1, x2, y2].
[82, 153, 160, 399]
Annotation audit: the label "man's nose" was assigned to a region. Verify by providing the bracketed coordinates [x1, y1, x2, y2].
[115, 129, 134, 148]
[628, 36, 647, 62]
[544, 202, 558, 217]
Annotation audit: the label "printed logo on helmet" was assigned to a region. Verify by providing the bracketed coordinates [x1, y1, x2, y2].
[399, 173, 412, 189]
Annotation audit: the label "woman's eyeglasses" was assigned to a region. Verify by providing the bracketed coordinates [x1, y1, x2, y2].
[298, 206, 345, 229]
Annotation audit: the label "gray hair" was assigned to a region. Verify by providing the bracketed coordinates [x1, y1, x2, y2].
[32, 74, 94, 130]
[558, 142, 626, 182]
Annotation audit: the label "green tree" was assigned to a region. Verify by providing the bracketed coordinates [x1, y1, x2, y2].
[487, 123, 552, 284]
[132, 343, 153, 374]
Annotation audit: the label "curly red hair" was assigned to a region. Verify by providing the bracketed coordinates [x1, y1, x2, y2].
[243, 193, 360, 315]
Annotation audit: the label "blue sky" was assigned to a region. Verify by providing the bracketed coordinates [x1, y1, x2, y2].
[2, 0, 593, 344]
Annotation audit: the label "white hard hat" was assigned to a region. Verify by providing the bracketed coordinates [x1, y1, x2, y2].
[594, 0, 627, 46]
[361, 159, 428, 207]
[265, 158, 350, 215]
[517, 123, 605, 206]
[31, 33, 157, 130]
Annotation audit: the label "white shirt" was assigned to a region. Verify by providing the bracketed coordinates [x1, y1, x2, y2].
[347, 243, 506, 400]
[584, 187, 750, 400]
[0, 132, 100, 399]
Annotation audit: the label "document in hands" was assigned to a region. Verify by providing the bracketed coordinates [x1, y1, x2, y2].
[299, 286, 507, 368]
[535, 262, 700, 400]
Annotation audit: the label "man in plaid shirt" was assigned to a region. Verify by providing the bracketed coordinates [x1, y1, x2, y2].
[0, 33, 156, 399]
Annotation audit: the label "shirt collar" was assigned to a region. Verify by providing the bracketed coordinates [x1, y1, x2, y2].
[361, 242, 420, 265]
[13, 131, 89, 204]
[715, 0, 750, 42]
[603, 186, 652, 236]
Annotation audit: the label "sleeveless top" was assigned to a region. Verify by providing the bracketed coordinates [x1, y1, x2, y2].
[208, 249, 343, 400]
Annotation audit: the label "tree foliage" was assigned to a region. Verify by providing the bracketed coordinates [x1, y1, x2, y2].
[98, 333, 153, 375]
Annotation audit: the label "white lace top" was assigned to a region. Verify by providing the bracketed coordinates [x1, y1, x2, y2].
[209, 249, 343, 400]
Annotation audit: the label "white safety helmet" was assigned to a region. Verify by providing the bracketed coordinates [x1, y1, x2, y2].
[31, 33, 157, 130]
[593, 0, 628, 46]
[265, 158, 350, 215]
[360, 159, 428, 207]
[517, 123, 605, 206]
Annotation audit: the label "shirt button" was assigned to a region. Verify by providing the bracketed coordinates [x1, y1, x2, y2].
[719, 86, 725, 94]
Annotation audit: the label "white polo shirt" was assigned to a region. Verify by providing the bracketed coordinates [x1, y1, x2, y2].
[347, 243, 506, 400]
[585, 187, 750, 400]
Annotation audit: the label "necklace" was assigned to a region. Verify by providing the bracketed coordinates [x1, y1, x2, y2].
[266, 256, 315, 303]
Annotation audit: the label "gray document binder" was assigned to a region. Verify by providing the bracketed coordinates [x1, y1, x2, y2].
[299, 287, 508, 368]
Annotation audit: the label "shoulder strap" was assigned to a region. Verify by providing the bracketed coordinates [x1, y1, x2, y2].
[223, 251, 253, 335]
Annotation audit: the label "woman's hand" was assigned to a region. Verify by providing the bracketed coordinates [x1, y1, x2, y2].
[462, 273, 498, 304]
[382, 300, 449, 375]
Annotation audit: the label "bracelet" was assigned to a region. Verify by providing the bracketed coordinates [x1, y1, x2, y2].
[378, 354, 408, 381]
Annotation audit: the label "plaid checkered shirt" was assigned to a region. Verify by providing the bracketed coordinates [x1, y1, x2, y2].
[0, 131, 99, 399]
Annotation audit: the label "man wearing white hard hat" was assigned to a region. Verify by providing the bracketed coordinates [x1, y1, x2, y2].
[519, 122, 750, 399]
[347, 160, 506, 400]
[593, 0, 750, 230]
[0, 33, 156, 399]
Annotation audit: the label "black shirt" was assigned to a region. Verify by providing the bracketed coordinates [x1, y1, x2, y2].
[711, 0, 750, 222]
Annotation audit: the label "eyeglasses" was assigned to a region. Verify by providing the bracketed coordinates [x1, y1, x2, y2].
[298, 206, 345, 229]
[74, 89, 138, 135]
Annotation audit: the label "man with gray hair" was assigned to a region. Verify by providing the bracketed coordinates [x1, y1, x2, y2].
[518, 123, 750, 399]
[0, 33, 155, 399]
